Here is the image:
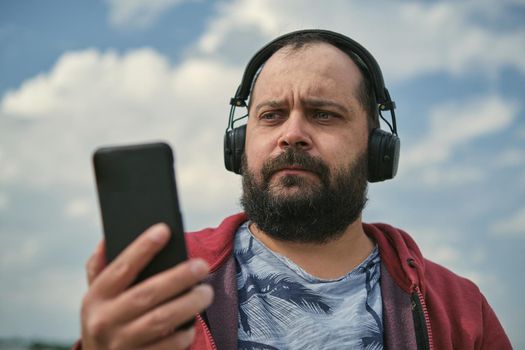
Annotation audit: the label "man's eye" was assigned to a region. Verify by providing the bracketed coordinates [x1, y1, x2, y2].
[260, 112, 280, 121]
[314, 111, 333, 120]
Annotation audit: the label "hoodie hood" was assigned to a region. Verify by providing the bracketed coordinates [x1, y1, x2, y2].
[187, 213, 425, 295]
[186, 213, 247, 271]
[364, 223, 427, 295]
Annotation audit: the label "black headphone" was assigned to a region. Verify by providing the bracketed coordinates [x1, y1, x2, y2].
[224, 29, 400, 182]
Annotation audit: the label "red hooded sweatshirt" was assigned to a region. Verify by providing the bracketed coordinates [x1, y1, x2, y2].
[186, 213, 512, 350]
[74, 213, 512, 349]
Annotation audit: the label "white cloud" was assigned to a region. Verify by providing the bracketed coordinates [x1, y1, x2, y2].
[417, 166, 485, 188]
[194, 0, 525, 81]
[0, 47, 242, 224]
[401, 95, 519, 171]
[491, 207, 525, 237]
[2, 48, 173, 118]
[197, 0, 283, 55]
[106, 0, 189, 29]
[64, 197, 94, 219]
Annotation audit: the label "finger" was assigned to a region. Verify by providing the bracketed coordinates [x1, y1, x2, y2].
[120, 284, 213, 346]
[86, 240, 106, 286]
[142, 327, 195, 350]
[91, 223, 171, 298]
[110, 258, 210, 323]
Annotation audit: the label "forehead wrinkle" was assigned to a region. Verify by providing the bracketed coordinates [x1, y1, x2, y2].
[249, 43, 364, 116]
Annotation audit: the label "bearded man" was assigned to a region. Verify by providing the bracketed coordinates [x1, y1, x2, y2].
[77, 30, 511, 350]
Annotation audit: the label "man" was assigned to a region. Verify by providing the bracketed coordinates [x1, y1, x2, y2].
[78, 30, 511, 349]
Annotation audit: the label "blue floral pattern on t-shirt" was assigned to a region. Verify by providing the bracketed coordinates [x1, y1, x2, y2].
[234, 222, 383, 350]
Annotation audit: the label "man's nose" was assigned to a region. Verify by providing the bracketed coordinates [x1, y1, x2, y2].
[277, 113, 312, 150]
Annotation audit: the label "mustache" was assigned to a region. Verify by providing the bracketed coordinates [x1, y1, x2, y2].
[261, 147, 331, 184]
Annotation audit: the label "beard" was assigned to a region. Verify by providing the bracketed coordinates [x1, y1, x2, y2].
[240, 147, 368, 244]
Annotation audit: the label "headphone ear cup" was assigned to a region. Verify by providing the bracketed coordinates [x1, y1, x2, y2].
[368, 128, 400, 182]
[224, 124, 247, 174]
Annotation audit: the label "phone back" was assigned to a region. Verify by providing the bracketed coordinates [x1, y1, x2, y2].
[93, 142, 188, 283]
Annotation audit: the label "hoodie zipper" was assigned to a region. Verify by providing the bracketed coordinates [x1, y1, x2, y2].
[411, 286, 433, 350]
[197, 313, 217, 350]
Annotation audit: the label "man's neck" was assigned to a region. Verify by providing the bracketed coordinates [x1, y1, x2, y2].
[249, 218, 375, 279]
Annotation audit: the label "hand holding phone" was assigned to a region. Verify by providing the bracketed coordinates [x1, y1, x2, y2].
[79, 142, 214, 350]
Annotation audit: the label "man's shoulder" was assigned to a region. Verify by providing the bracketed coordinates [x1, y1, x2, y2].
[365, 222, 481, 294]
[422, 257, 482, 299]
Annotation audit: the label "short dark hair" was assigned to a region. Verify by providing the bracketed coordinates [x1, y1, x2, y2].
[250, 32, 380, 131]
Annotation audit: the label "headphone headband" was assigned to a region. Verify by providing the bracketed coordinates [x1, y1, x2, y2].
[230, 29, 394, 111]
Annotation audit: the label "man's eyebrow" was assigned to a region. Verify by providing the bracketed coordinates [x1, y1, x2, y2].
[304, 98, 350, 114]
[253, 98, 353, 115]
[254, 100, 286, 114]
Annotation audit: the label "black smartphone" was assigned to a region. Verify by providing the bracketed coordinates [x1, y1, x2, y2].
[93, 142, 189, 284]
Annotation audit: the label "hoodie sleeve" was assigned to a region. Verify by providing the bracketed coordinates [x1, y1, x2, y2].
[478, 294, 512, 350]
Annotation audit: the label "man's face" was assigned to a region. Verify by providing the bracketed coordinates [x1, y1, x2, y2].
[241, 42, 370, 243]
[245, 43, 369, 197]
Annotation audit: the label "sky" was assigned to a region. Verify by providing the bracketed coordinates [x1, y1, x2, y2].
[0, 0, 524, 346]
